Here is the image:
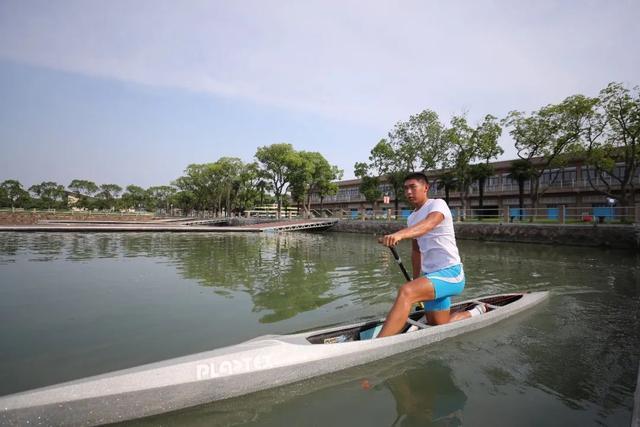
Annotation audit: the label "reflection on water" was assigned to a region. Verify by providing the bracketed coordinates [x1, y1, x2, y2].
[0, 232, 399, 323]
[0, 232, 638, 426]
[385, 361, 466, 426]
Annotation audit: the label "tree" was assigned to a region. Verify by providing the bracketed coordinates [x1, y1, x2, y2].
[388, 109, 447, 172]
[255, 143, 301, 218]
[173, 163, 220, 214]
[469, 162, 495, 215]
[94, 184, 122, 210]
[368, 139, 407, 216]
[147, 186, 177, 212]
[354, 162, 381, 217]
[255, 179, 271, 207]
[442, 115, 476, 221]
[472, 114, 504, 214]
[97, 184, 122, 199]
[29, 181, 66, 209]
[68, 179, 98, 209]
[215, 157, 244, 216]
[0, 186, 7, 207]
[582, 82, 640, 209]
[435, 171, 457, 206]
[365, 111, 447, 216]
[170, 190, 196, 215]
[234, 162, 263, 213]
[317, 165, 342, 213]
[289, 151, 342, 218]
[68, 179, 98, 196]
[121, 185, 148, 211]
[0, 180, 30, 208]
[440, 114, 504, 221]
[508, 159, 535, 219]
[503, 94, 596, 212]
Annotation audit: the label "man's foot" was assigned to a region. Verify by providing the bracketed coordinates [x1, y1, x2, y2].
[468, 303, 487, 317]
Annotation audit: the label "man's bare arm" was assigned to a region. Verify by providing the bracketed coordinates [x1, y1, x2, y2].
[381, 211, 445, 247]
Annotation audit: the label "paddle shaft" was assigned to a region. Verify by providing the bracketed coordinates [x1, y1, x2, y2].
[388, 245, 425, 310]
[389, 246, 412, 281]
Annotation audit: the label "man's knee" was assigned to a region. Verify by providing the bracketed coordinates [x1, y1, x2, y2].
[397, 283, 414, 303]
[397, 279, 432, 304]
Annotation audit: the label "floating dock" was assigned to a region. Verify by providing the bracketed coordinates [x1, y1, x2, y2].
[0, 218, 338, 233]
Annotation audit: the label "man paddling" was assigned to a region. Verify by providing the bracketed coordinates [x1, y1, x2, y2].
[378, 172, 484, 338]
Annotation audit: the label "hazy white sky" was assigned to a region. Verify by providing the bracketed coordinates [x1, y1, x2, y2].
[1, 0, 638, 187]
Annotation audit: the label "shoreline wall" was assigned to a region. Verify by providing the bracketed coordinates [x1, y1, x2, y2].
[329, 219, 640, 250]
[0, 211, 153, 225]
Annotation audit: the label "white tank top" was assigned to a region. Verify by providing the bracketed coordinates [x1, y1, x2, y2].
[407, 198, 460, 273]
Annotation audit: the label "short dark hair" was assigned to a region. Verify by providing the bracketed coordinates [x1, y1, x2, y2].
[404, 172, 430, 186]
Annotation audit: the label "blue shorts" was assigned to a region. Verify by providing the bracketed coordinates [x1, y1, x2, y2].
[422, 264, 465, 312]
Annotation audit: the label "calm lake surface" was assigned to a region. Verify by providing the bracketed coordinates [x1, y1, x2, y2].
[0, 231, 638, 426]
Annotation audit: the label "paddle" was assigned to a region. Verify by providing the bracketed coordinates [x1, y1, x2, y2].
[389, 246, 411, 282]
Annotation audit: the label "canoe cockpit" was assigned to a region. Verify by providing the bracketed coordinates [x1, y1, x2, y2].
[306, 293, 524, 344]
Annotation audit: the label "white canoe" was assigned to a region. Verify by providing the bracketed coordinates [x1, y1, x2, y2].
[0, 291, 548, 425]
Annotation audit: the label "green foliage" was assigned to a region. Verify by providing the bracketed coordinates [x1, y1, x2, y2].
[364, 111, 446, 213]
[67, 179, 99, 208]
[0, 179, 30, 208]
[581, 82, 640, 206]
[92, 184, 123, 210]
[442, 115, 477, 219]
[28, 181, 66, 209]
[255, 143, 302, 218]
[388, 109, 447, 171]
[503, 94, 597, 207]
[147, 186, 177, 211]
[171, 157, 276, 215]
[508, 159, 536, 210]
[435, 171, 457, 205]
[97, 184, 123, 200]
[475, 114, 504, 161]
[316, 165, 342, 208]
[289, 151, 342, 217]
[366, 140, 408, 212]
[121, 185, 148, 210]
[68, 179, 98, 196]
[354, 162, 381, 209]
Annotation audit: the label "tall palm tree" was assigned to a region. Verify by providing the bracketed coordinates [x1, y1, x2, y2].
[436, 171, 457, 206]
[508, 159, 534, 220]
[469, 163, 495, 215]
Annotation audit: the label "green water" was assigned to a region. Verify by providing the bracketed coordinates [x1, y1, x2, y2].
[0, 232, 638, 426]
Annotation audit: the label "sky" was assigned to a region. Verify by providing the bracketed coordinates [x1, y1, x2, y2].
[0, 0, 639, 189]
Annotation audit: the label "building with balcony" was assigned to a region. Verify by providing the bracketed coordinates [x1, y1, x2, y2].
[308, 157, 640, 220]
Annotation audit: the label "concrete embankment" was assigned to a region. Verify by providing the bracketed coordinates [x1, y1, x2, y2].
[0, 211, 153, 225]
[329, 219, 640, 250]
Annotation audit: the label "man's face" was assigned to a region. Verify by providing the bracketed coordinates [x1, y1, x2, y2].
[403, 179, 429, 205]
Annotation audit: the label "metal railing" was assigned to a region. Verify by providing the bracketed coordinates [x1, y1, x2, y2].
[322, 205, 639, 224]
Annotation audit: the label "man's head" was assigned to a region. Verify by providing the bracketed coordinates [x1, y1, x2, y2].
[403, 172, 430, 207]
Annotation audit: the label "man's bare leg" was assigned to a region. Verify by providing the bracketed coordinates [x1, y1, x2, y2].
[378, 277, 435, 338]
[428, 308, 478, 324]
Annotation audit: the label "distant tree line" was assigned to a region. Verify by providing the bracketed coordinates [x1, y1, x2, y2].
[0, 145, 343, 218]
[355, 81, 639, 217]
